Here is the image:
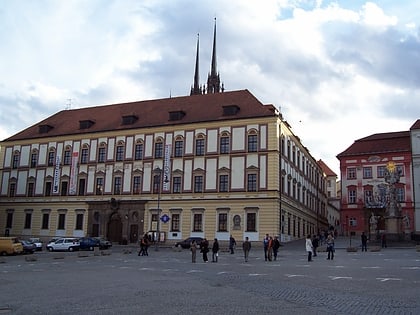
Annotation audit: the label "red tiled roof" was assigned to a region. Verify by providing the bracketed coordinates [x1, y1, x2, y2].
[317, 159, 337, 177]
[4, 89, 277, 141]
[410, 119, 420, 130]
[336, 131, 411, 158]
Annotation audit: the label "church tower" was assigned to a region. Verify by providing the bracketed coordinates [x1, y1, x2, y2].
[206, 18, 224, 94]
[190, 34, 203, 95]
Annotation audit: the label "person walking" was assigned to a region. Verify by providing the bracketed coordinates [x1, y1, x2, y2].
[138, 233, 149, 256]
[242, 237, 251, 262]
[267, 237, 273, 261]
[326, 234, 335, 260]
[212, 238, 219, 262]
[201, 238, 209, 262]
[312, 235, 319, 257]
[272, 236, 280, 261]
[190, 240, 197, 263]
[263, 234, 269, 261]
[229, 235, 236, 254]
[305, 235, 313, 262]
[361, 232, 368, 252]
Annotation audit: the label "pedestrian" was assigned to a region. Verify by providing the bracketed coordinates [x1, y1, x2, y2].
[381, 233, 387, 248]
[267, 237, 273, 261]
[312, 235, 319, 257]
[361, 232, 368, 252]
[138, 233, 149, 256]
[305, 235, 313, 262]
[326, 234, 335, 260]
[242, 237, 251, 262]
[229, 235, 236, 254]
[263, 233, 269, 261]
[212, 238, 219, 262]
[200, 238, 209, 262]
[272, 236, 280, 261]
[190, 240, 197, 263]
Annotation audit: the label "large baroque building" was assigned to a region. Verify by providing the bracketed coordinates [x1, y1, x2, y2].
[0, 22, 328, 245]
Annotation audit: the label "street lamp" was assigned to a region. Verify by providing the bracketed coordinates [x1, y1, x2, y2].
[154, 167, 163, 251]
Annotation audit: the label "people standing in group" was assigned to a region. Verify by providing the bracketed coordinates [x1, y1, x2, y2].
[312, 235, 319, 257]
[242, 237, 251, 262]
[201, 238, 209, 262]
[267, 236, 273, 261]
[138, 233, 149, 256]
[272, 236, 280, 261]
[305, 235, 313, 262]
[212, 238, 219, 263]
[263, 234, 270, 261]
[326, 234, 335, 260]
[229, 235, 236, 254]
[190, 240, 197, 263]
[361, 232, 368, 252]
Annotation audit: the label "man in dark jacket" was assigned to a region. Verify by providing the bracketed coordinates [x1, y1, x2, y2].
[212, 238, 219, 262]
[312, 235, 319, 257]
[242, 237, 251, 262]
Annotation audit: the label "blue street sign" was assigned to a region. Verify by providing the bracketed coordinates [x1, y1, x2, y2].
[161, 214, 170, 223]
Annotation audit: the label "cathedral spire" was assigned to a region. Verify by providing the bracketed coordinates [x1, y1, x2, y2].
[190, 33, 202, 95]
[207, 17, 223, 93]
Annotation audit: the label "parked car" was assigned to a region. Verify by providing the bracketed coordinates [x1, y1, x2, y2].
[79, 237, 100, 251]
[174, 237, 203, 249]
[28, 238, 43, 251]
[21, 240, 36, 254]
[94, 237, 112, 250]
[0, 237, 24, 256]
[46, 238, 80, 252]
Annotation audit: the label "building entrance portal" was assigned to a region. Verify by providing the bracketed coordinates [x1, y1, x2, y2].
[108, 213, 123, 243]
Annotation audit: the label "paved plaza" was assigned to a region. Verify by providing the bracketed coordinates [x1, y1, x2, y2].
[0, 238, 419, 315]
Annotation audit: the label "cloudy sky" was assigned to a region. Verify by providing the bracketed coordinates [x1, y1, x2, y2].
[1, 0, 420, 176]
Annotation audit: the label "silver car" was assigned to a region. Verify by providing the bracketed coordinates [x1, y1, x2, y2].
[46, 238, 80, 252]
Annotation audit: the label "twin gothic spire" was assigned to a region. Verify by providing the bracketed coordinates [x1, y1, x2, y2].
[190, 18, 224, 95]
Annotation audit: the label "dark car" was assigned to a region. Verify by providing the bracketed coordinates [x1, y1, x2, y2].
[175, 237, 203, 249]
[79, 237, 100, 251]
[21, 240, 37, 254]
[94, 237, 112, 250]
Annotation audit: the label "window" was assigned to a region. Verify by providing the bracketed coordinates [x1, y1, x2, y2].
[347, 167, 356, 179]
[396, 165, 404, 176]
[220, 136, 230, 154]
[31, 152, 38, 168]
[116, 144, 124, 161]
[98, 147, 106, 163]
[397, 187, 405, 202]
[57, 213, 66, 230]
[12, 152, 19, 169]
[75, 213, 84, 230]
[363, 167, 372, 179]
[134, 143, 143, 160]
[24, 212, 32, 229]
[174, 139, 184, 157]
[247, 174, 257, 192]
[364, 189, 373, 204]
[193, 213, 203, 232]
[287, 216, 291, 235]
[27, 182, 34, 197]
[63, 148, 71, 165]
[281, 215, 285, 234]
[349, 217, 357, 227]
[246, 213, 256, 232]
[9, 183, 16, 197]
[348, 189, 356, 204]
[195, 138, 205, 156]
[377, 165, 386, 177]
[114, 177, 122, 194]
[78, 178, 86, 196]
[42, 213, 49, 229]
[218, 213, 228, 232]
[247, 134, 258, 152]
[133, 176, 142, 194]
[96, 178, 104, 195]
[45, 182, 52, 196]
[171, 213, 180, 232]
[48, 151, 55, 166]
[172, 177, 181, 193]
[6, 212, 13, 229]
[80, 148, 89, 164]
[194, 176, 203, 193]
[154, 141, 163, 159]
[61, 181, 68, 196]
[219, 175, 229, 192]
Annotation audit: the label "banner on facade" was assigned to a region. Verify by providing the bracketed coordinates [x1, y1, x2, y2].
[69, 152, 79, 195]
[53, 155, 61, 194]
[163, 144, 172, 191]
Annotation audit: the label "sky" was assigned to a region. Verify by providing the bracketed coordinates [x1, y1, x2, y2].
[1, 0, 420, 177]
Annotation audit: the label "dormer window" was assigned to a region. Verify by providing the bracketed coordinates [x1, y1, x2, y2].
[79, 120, 95, 129]
[222, 105, 240, 116]
[121, 115, 138, 125]
[169, 111, 185, 121]
[39, 124, 53, 134]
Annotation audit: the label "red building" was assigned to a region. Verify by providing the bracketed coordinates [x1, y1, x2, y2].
[337, 131, 414, 240]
